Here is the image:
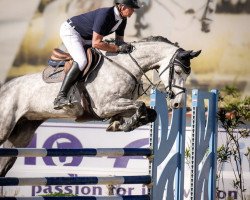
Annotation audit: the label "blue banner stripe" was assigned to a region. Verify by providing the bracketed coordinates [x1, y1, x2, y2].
[122, 148, 152, 156]
[0, 176, 151, 186]
[46, 177, 99, 185]
[0, 177, 19, 186]
[0, 148, 19, 157]
[0, 148, 152, 157]
[123, 176, 151, 184]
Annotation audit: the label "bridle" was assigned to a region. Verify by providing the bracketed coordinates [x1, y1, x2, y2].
[158, 48, 191, 99]
[96, 45, 191, 100]
[129, 47, 191, 99]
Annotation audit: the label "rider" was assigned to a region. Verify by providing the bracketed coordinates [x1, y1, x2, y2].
[54, 0, 140, 110]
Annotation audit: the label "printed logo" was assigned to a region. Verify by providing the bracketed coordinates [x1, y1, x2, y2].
[43, 133, 83, 166]
[112, 138, 149, 168]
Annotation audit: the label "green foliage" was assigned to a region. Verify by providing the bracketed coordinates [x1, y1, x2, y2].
[185, 146, 191, 169]
[42, 192, 77, 197]
[217, 145, 231, 163]
[217, 85, 250, 200]
[219, 85, 250, 123]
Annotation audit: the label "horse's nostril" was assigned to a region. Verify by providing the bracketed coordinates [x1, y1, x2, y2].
[173, 103, 179, 108]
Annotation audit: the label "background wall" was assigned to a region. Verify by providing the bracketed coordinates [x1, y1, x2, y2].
[0, 0, 249, 95]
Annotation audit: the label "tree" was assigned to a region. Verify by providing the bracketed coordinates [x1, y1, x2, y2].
[217, 85, 250, 200]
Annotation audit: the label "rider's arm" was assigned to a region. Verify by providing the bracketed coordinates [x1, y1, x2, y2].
[92, 32, 119, 53]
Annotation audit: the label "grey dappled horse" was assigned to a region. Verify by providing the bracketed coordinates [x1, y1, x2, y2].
[0, 36, 201, 176]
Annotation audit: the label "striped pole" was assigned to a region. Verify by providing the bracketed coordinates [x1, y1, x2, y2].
[0, 89, 218, 200]
[0, 196, 150, 200]
[0, 175, 151, 186]
[0, 148, 152, 157]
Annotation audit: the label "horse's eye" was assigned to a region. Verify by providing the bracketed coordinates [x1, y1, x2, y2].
[175, 69, 182, 75]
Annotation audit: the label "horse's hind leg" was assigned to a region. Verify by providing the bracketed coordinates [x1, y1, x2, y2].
[0, 118, 43, 177]
[0, 107, 18, 146]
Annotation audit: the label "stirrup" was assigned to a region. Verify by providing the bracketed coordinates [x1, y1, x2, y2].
[53, 97, 72, 110]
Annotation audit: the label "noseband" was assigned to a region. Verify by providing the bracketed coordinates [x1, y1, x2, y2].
[127, 47, 191, 99]
[159, 48, 191, 99]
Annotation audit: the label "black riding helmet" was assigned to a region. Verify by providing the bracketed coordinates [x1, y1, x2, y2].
[115, 0, 140, 9]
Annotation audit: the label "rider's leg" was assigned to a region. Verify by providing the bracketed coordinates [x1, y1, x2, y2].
[54, 61, 82, 109]
[54, 21, 87, 110]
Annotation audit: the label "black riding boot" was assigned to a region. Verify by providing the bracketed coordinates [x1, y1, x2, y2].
[54, 62, 82, 110]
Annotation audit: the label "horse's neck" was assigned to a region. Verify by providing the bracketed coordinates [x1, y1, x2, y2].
[130, 42, 178, 73]
[103, 42, 178, 81]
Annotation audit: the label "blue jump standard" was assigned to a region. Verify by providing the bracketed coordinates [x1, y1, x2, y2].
[0, 175, 151, 186]
[0, 148, 152, 157]
[0, 196, 150, 200]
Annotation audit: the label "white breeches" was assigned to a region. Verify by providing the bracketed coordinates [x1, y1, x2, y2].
[60, 21, 88, 71]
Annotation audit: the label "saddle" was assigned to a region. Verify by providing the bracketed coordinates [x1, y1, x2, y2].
[43, 47, 102, 83]
[42, 47, 103, 122]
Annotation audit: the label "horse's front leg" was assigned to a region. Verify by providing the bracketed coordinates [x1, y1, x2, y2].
[107, 115, 125, 132]
[119, 101, 157, 132]
[102, 100, 156, 132]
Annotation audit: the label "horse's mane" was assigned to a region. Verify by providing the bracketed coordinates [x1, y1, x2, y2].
[136, 36, 179, 47]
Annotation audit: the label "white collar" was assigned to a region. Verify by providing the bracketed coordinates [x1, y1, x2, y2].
[114, 6, 122, 21]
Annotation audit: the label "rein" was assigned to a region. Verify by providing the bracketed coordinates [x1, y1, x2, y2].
[129, 48, 190, 99]
[95, 45, 190, 100]
[127, 52, 160, 97]
[95, 49, 142, 99]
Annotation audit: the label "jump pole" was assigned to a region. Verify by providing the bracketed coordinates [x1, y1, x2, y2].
[0, 89, 218, 200]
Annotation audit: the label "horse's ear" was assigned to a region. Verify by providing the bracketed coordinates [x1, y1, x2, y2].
[179, 50, 193, 59]
[190, 50, 201, 59]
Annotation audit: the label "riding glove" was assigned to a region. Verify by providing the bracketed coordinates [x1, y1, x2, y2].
[118, 43, 133, 54]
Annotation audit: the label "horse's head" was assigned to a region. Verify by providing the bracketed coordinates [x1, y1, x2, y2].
[115, 36, 201, 109]
[158, 47, 201, 109]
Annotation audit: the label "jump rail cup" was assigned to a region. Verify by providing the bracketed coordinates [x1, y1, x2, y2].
[0, 89, 218, 200]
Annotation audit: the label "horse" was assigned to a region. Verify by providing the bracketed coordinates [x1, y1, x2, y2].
[0, 36, 201, 177]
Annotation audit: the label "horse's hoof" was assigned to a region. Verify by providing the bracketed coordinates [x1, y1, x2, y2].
[106, 121, 122, 132]
[53, 102, 73, 110]
[119, 124, 135, 132]
[68, 103, 74, 108]
[54, 105, 63, 110]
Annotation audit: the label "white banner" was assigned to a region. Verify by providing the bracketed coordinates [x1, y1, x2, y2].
[2, 121, 250, 199]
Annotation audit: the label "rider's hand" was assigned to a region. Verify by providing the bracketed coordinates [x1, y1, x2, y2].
[118, 43, 133, 54]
